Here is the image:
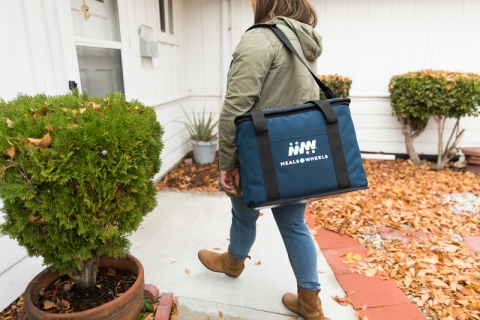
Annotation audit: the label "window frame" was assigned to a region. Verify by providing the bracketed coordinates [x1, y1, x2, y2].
[158, 0, 177, 44]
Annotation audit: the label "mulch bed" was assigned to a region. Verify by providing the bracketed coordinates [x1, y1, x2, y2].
[155, 151, 220, 193]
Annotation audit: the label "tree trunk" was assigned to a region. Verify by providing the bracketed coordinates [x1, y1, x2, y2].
[404, 128, 420, 164]
[433, 115, 464, 170]
[400, 115, 427, 165]
[69, 252, 99, 293]
[434, 114, 444, 170]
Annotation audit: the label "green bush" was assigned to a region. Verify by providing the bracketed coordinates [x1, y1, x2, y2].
[389, 70, 480, 168]
[318, 74, 352, 100]
[0, 91, 164, 291]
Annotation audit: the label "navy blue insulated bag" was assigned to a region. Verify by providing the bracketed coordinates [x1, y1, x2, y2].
[234, 24, 368, 209]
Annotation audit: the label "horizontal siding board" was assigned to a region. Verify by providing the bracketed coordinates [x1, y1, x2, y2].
[0, 237, 29, 275]
[0, 255, 44, 312]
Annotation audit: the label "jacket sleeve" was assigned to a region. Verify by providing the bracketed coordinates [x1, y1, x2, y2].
[218, 30, 277, 171]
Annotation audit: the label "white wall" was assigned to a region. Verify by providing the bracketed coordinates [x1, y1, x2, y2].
[313, 0, 480, 154]
[230, 0, 480, 154]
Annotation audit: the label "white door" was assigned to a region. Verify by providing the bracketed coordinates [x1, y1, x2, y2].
[70, 0, 124, 97]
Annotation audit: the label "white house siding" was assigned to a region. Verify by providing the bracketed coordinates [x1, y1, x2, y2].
[229, 0, 480, 154]
[310, 0, 480, 154]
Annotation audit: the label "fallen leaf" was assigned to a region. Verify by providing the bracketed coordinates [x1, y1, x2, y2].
[218, 311, 223, 317]
[5, 140, 15, 159]
[56, 299, 70, 310]
[43, 300, 56, 310]
[255, 261, 261, 266]
[106, 267, 116, 277]
[171, 260, 176, 264]
[352, 254, 363, 260]
[365, 269, 377, 277]
[185, 268, 190, 275]
[332, 295, 352, 306]
[430, 278, 449, 288]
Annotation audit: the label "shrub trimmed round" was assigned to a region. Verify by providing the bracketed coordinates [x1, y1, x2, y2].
[0, 91, 164, 284]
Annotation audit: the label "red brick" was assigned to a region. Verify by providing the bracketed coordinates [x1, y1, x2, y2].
[378, 225, 428, 244]
[313, 228, 361, 249]
[335, 273, 410, 309]
[463, 147, 480, 157]
[466, 164, 480, 175]
[464, 236, 480, 253]
[155, 293, 174, 320]
[358, 304, 426, 320]
[144, 284, 160, 302]
[322, 245, 367, 275]
[155, 306, 171, 320]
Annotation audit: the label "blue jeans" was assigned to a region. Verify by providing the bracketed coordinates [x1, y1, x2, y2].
[228, 196, 320, 290]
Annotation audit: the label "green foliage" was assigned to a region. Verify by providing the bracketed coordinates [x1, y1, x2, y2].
[389, 70, 480, 124]
[0, 91, 164, 276]
[318, 74, 352, 100]
[181, 107, 218, 142]
[389, 70, 480, 168]
[137, 296, 154, 319]
[141, 296, 154, 312]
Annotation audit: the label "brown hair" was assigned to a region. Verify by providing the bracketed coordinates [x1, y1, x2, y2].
[254, 0, 318, 27]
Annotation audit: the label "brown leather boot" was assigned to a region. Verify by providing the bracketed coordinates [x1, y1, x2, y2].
[197, 250, 249, 278]
[282, 286, 330, 320]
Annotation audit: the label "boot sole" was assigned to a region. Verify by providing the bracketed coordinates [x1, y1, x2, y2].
[197, 252, 239, 278]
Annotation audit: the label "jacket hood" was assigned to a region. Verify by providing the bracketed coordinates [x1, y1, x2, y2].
[271, 17, 322, 61]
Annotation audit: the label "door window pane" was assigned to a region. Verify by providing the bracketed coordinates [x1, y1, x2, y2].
[71, 0, 120, 41]
[76, 46, 124, 97]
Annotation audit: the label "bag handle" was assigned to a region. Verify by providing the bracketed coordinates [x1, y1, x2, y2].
[246, 23, 336, 100]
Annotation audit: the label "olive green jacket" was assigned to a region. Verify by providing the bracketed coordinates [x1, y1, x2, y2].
[218, 17, 322, 193]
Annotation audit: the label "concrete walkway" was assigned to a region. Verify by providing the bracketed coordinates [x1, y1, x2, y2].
[129, 191, 358, 320]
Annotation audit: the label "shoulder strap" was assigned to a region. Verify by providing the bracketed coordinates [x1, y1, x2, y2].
[246, 24, 336, 100]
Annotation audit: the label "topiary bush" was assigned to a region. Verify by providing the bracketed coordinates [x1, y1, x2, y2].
[0, 90, 164, 291]
[318, 74, 352, 100]
[390, 70, 480, 169]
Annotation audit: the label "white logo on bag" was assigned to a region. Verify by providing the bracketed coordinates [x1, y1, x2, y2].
[280, 140, 328, 167]
[288, 140, 316, 156]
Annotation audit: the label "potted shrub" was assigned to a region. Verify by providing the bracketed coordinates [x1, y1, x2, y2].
[181, 107, 219, 164]
[0, 91, 163, 319]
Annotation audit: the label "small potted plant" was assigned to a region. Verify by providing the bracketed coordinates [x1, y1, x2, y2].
[0, 90, 164, 319]
[181, 107, 219, 164]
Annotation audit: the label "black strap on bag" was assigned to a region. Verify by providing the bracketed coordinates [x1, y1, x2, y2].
[247, 24, 336, 100]
[245, 24, 351, 202]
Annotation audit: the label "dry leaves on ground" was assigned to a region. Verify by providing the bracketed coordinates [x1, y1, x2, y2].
[309, 159, 480, 319]
[155, 152, 219, 192]
[155, 154, 480, 319]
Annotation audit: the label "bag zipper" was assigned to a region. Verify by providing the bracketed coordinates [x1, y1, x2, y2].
[234, 98, 351, 126]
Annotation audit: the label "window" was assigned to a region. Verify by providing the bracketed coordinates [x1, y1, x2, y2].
[70, 0, 124, 97]
[159, 0, 174, 35]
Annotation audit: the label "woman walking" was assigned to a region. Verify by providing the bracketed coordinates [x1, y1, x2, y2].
[198, 1, 329, 319]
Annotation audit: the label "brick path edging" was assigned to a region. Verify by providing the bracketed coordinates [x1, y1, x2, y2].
[305, 209, 427, 320]
[144, 284, 174, 320]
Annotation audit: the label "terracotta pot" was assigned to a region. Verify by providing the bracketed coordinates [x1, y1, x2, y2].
[24, 254, 144, 320]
